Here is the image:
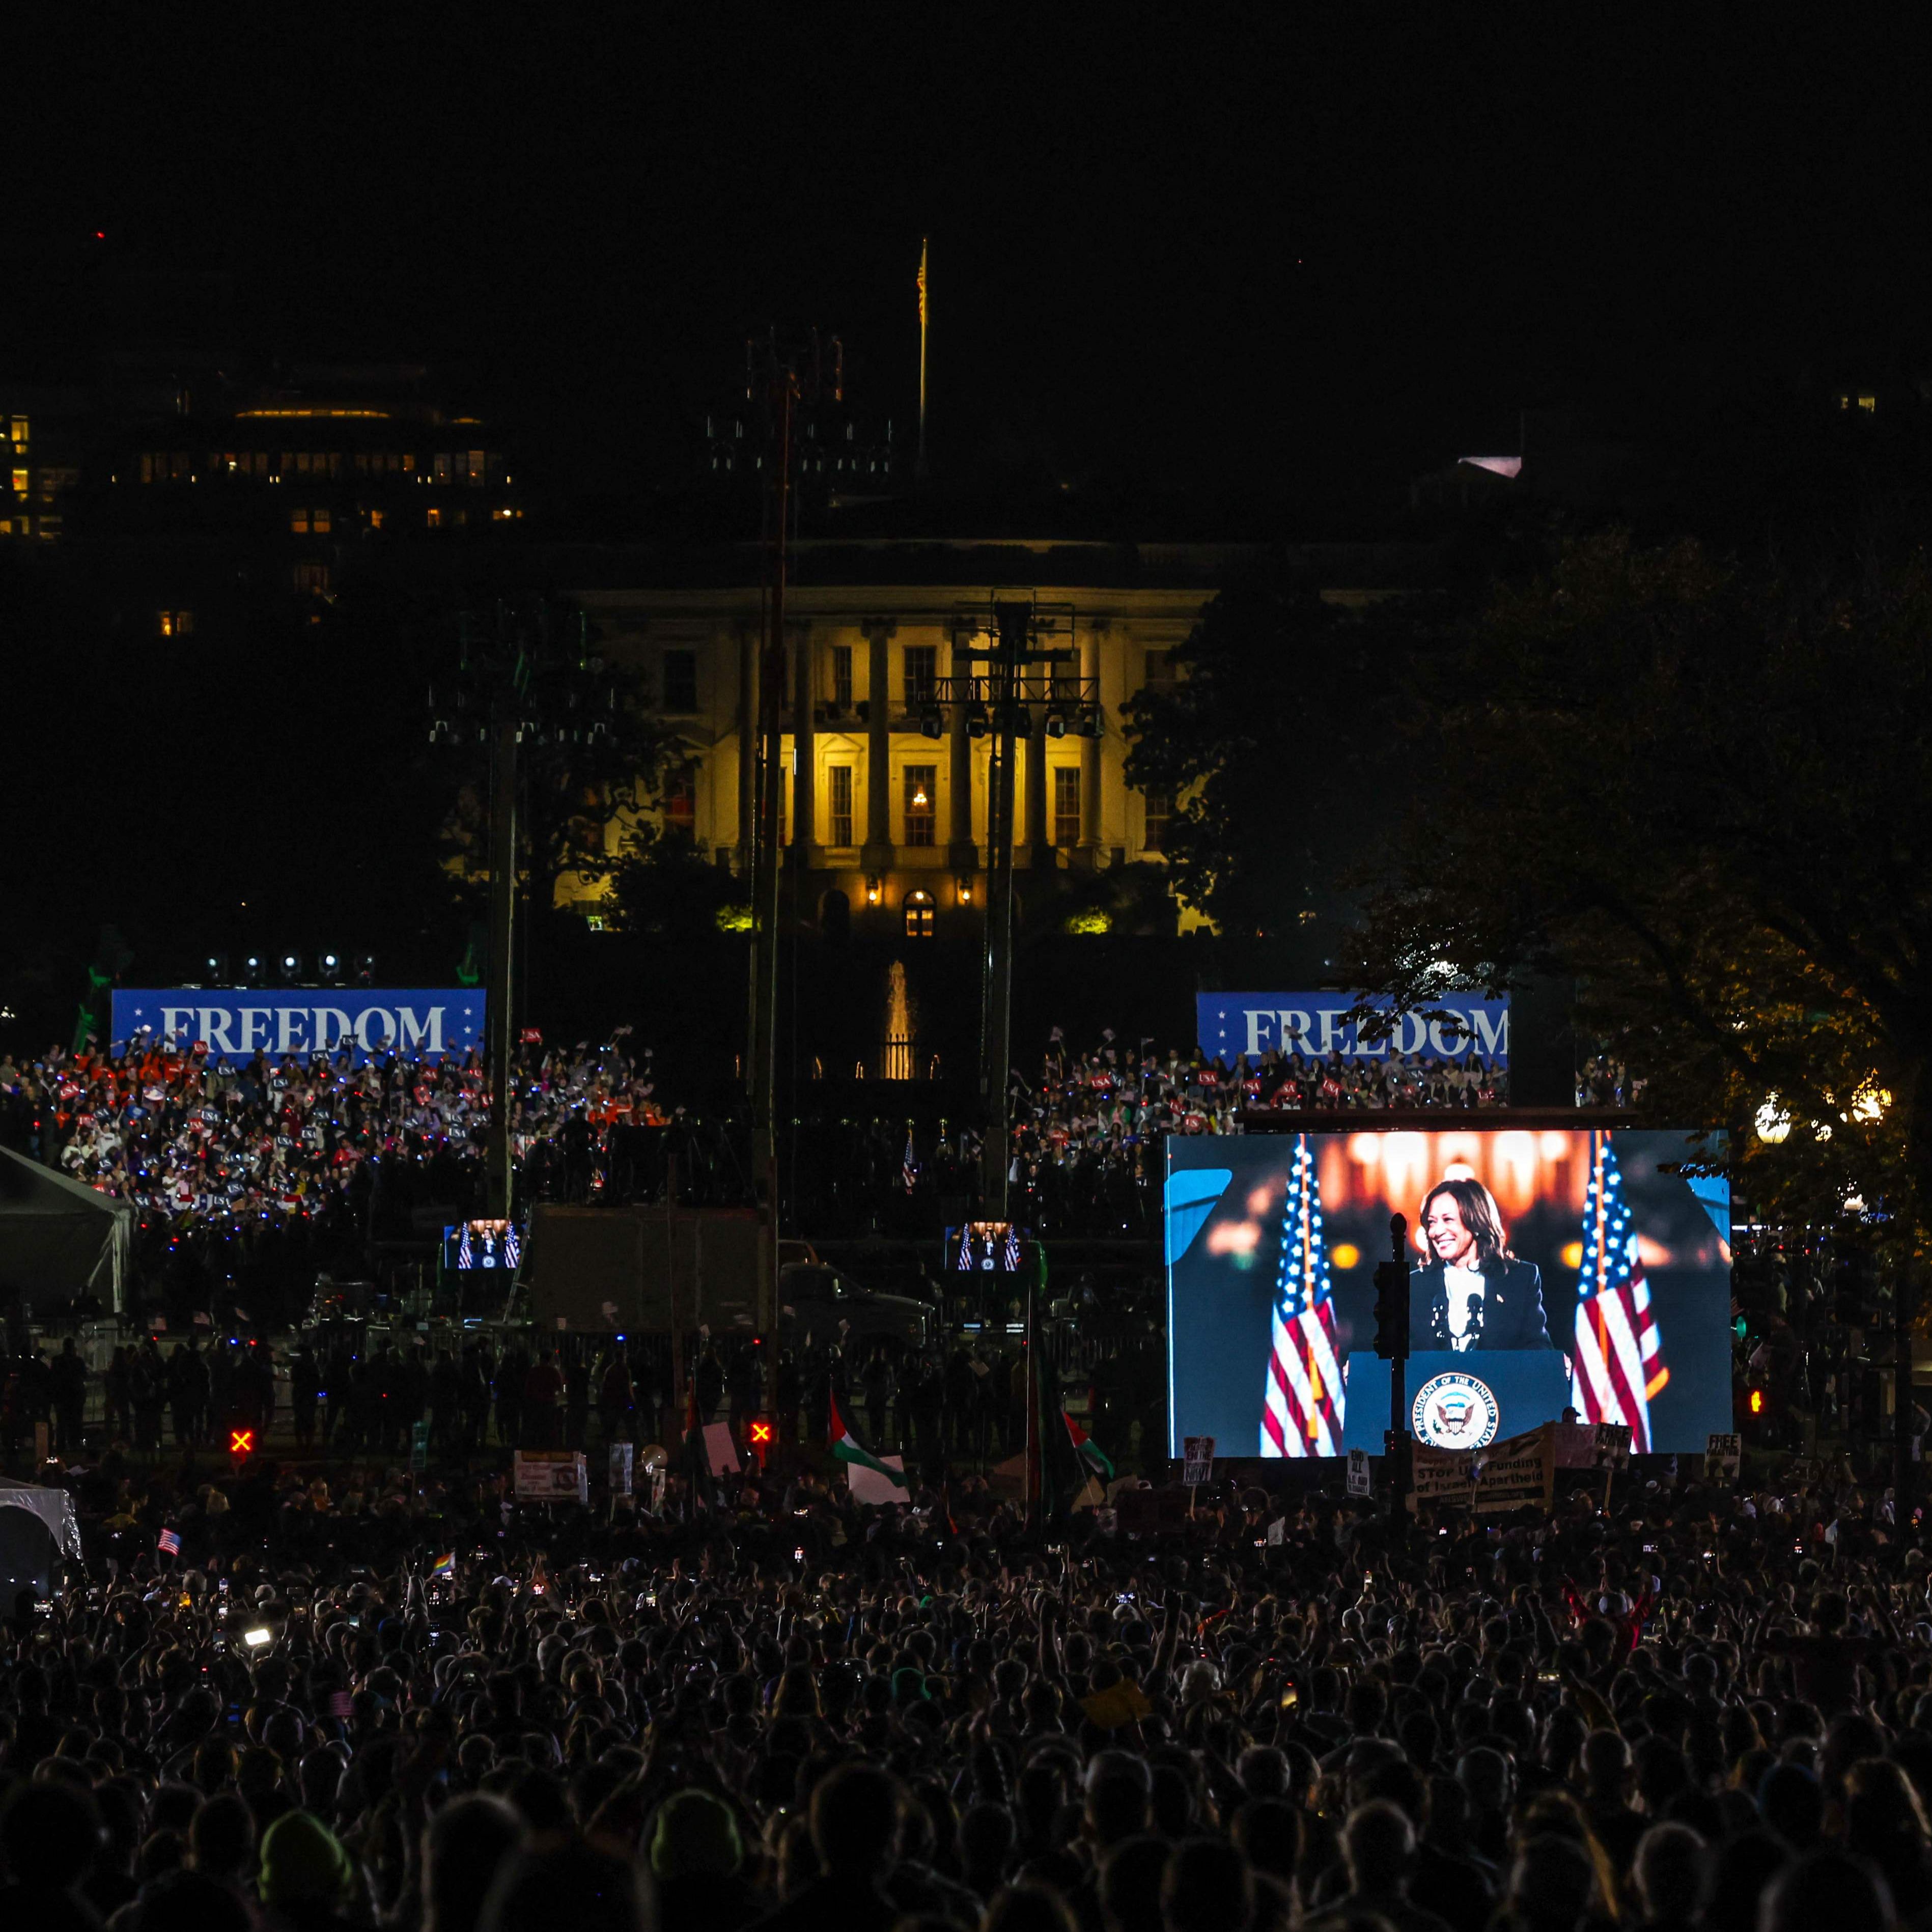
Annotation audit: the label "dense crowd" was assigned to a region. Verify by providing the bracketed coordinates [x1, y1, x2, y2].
[0, 1035, 668, 1236]
[4, 1447, 1931, 1932]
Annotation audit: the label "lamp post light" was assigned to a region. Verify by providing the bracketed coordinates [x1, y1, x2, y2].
[428, 603, 618, 1220]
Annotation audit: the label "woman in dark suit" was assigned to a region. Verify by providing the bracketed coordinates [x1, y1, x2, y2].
[1408, 1175, 1554, 1351]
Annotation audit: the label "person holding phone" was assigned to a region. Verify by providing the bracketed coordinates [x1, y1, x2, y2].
[1408, 1177, 1555, 1351]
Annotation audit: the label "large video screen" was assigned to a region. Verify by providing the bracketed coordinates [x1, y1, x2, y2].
[1166, 1129, 1731, 1457]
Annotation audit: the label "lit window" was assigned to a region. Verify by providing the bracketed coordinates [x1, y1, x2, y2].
[664, 767, 696, 830]
[138, 454, 153, 484]
[290, 507, 309, 534]
[156, 609, 195, 638]
[1859, 395, 1877, 413]
[433, 453, 452, 483]
[1053, 766, 1082, 847]
[904, 889, 935, 939]
[904, 765, 937, 847]
[661, 650, 698, 712]
[9, 469, 25, 496]
[466, 449, 486, 484]
[426, 506, 442, 528]
[1142, 788, 1172, 853]
[831, 644, 853, 711]
[903, 645, 937, 708]
[828, 765, 854, 847]
[368, 508, 384, 530]
[8, 417, 26, 445]
[312, 506, 330, 534]
[402, 452, 415, 472]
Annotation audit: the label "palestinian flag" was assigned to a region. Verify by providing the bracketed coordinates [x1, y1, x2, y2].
[830, 1389, 906, 1490]
[1064, 1412, 1113, 1482]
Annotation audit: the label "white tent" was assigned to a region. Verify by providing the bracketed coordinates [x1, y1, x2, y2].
[0, 1148, 131, 1313]
[0, 1477, 82, 1562]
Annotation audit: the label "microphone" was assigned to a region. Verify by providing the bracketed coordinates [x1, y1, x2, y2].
[1463, 1293, 1484, 1349]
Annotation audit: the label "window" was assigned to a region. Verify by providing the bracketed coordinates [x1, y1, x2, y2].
[664, 767, 696, 832]
[426, 506, 442, 528]
[661, 650, 698, 712]
[904, 889, 935, 939]
[904, 765, 937, 846]
[1142, 649, 1175, 695]
[831, 645, 853, 712]
[1053, 767, 1082, 847]
[156, 609, 195, 638]
[293, 563, 332, 595]
[433, 453, 453, 483]
[1142, 788, 1172, 853]
[9, 417, 27, 446]
[466, 450, 486, 484]
[828, 765, 854, 847]
[9, 469, 25, 497]
[368, 508, 384, 530]
[903, 645, 937, 708]
[291, 507, 312, 533]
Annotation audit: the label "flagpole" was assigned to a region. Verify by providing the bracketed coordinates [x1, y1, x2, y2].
[916, 237, 930, 482]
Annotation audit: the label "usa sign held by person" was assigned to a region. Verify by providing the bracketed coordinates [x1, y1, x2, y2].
[1196, 992, 1509, 1066]
[110, 990, 484, 1065]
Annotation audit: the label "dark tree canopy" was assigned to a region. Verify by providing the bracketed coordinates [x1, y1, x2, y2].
[1350, 531, 1932, 1242]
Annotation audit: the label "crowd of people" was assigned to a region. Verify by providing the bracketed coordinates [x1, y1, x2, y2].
[4, 1443, 1931, 1932]
[0, 1023, 1553, 1279]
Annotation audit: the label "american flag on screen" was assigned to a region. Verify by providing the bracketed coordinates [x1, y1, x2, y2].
[1570, 1132, 1667, 1450]
[1262, 1133, 1345, 1457]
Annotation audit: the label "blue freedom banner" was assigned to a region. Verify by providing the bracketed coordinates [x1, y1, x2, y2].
[1197, 991, 1509, 1066]
[110, 990, 485, 1065]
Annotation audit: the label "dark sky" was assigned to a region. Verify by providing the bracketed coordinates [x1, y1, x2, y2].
[12, 14, 1932, 515]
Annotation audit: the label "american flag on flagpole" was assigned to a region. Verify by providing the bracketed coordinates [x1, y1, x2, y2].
[157, 1527, 181, 1557]
[1262, 1133, 1345, 1457]
[1570, 1131, 1666, 1450]
[902, 1130, 919, 1195]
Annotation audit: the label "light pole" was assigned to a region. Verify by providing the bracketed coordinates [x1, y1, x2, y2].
[933, 597, 1096, 1215]
[430, 604, 618, 1222]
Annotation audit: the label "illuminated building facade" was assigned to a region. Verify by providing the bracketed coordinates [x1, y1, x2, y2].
[567, 540, 1429, 936]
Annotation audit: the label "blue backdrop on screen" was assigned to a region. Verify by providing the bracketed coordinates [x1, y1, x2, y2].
[110, 990, 485, 1064]
[1197, 992, 1510, 1065]
[1165, 1129, 1731, 1457]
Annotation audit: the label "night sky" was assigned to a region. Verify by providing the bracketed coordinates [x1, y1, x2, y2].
[14, 16, 1932, 519]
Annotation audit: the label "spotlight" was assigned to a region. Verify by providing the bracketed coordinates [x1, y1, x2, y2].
[1045, 708, 1068, 739]
[205, 953, 230, 984]
[243, 955, 265, 987]
[919, 706, 944, 739]
[278, 951, 303, 985]
[1079, 705, 1104, 738]
[319, 953, 342, 985]
[354, 953, 377, 987]
[967, 705, 989, 739]
[1013, 708, 1032, 739]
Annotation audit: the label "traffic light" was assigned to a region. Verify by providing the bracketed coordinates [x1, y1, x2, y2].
[1371, 1259, 1410, 1361]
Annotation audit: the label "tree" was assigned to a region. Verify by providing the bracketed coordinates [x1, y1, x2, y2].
[434, 603, 680, 934]
[1348, 532, 1932, 1491]
[1122, 562, 1437, 945]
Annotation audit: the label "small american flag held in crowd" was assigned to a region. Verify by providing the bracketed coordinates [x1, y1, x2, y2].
[1569, 1132, 1666, 1451]
[902, 1131, 919, 1195]
[157, 1528, 181, 1557]
[325, 1690, 354, 1720]
[1262, 1133, 1345, 1458]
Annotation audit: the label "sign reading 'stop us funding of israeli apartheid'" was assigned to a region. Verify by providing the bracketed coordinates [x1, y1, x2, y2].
[111, 990, 485, 1065]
